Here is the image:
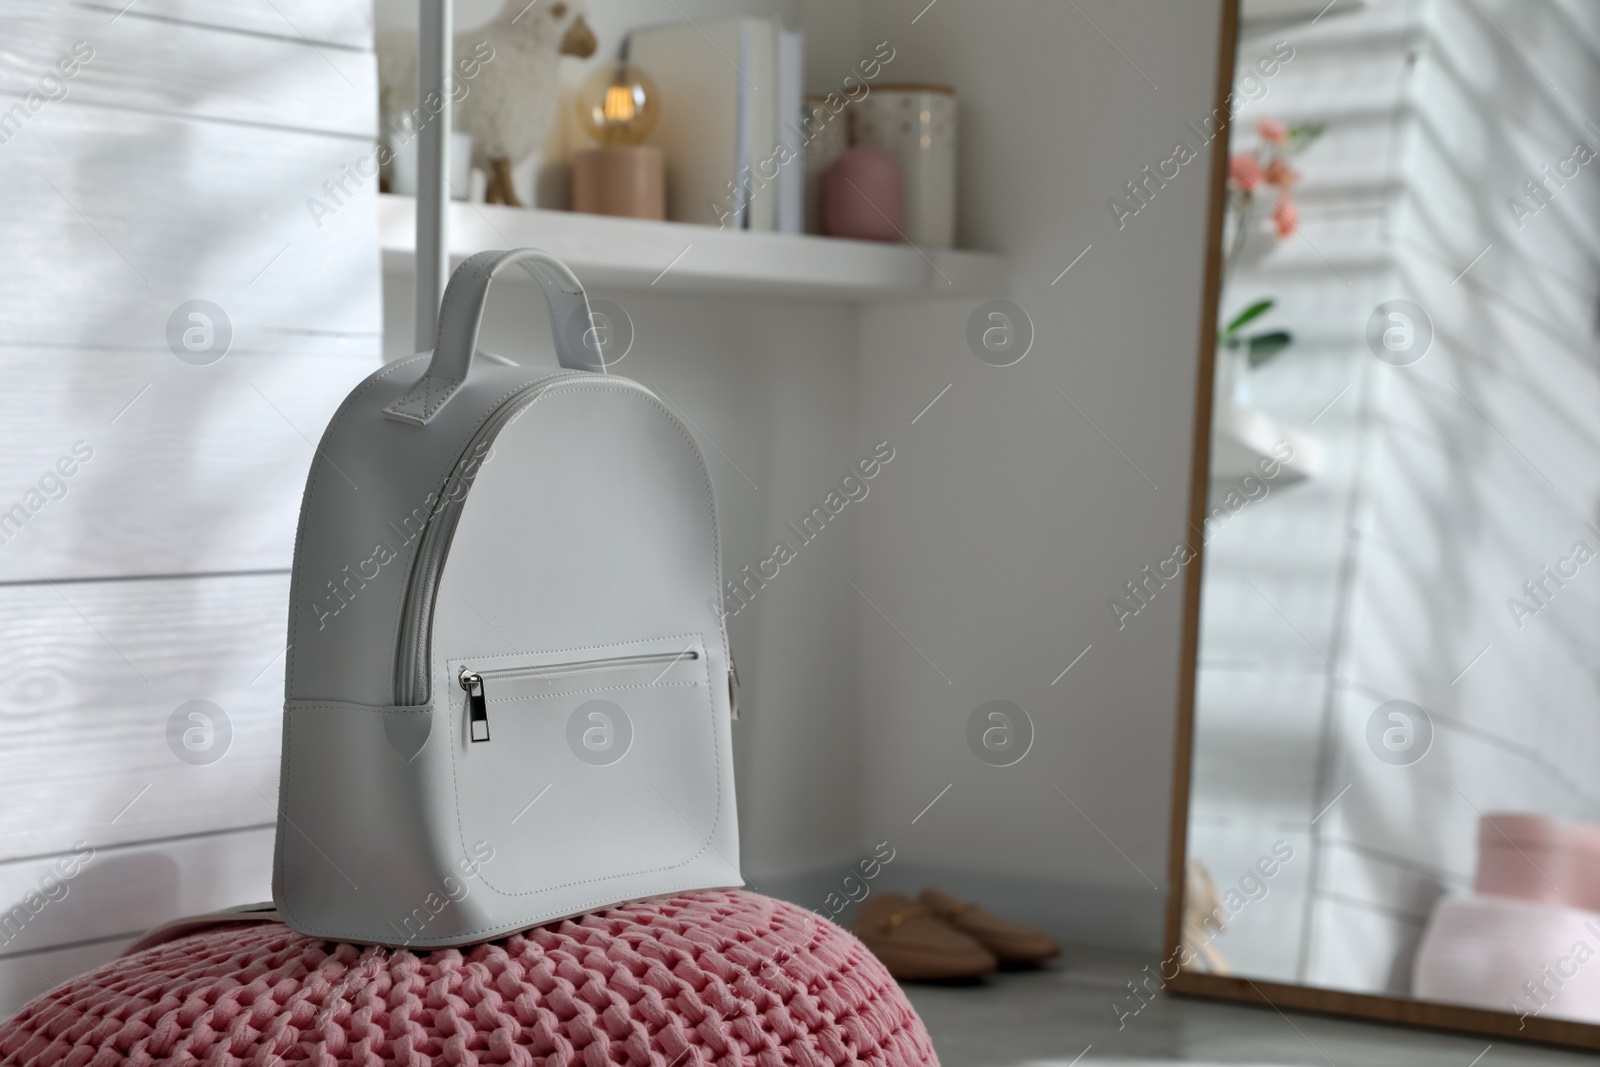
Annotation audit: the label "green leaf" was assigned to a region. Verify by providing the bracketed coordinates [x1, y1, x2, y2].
[1246, 330, 1293, 368]
[1288, 122, 1326, 146]
[1223, 299, 1274, 336]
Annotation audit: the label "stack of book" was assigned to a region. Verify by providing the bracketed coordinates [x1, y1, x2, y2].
[625, 18, 804, 233]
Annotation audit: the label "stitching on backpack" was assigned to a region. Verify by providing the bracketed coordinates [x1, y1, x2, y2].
[385, 374, 463, 421]
[479, 680, 702, 704]
[284, 703, 434, 714]
[441, 634, 711, 703]
[447, 631, 707, 666]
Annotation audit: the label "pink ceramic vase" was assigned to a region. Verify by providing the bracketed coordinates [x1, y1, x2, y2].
[823, 145, 904, 242]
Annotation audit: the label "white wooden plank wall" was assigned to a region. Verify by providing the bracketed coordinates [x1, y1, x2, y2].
[0, 0, 379, 1016]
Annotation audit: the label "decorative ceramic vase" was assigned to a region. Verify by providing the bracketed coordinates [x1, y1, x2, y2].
[852, 85, 957, 248]
[803, 95, 849, 235]
[823, 145, 903, 242]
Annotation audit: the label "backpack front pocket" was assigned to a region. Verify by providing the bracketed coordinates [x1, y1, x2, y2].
[445, 635, 727, 900]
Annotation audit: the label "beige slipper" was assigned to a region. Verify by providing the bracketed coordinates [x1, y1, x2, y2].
[853, 893, 998, 981]
[919, 889, 1061, 966]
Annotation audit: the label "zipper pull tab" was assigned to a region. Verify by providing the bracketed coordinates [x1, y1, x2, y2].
[459, 669, 490, 742]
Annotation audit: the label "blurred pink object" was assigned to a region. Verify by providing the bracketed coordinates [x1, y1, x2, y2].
[1477, 812, 1600, 912]
[1273, 198, 1299, 238]
[1263, 159, 1299, 189]
[824, 145, 904, 242]
[1413, 894, 1600, 1024]
[1228, 152, 1264, 192]
[1258, 116, 1290, 144]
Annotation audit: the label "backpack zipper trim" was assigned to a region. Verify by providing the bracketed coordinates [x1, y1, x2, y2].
[457, 650, 702, 743]
[391, 371, 591, 706]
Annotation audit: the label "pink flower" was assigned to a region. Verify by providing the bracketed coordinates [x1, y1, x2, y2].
[1264, 160, 1299, 189]
[1273, 197, 1299, 238]
[1230, 152, 1264, 192]
[1259, 117, 1290, 145]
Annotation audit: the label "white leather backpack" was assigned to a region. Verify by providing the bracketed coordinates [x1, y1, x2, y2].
[272, 249, 741, 947]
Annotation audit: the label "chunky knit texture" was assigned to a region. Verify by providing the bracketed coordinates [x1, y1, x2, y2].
[0, 891, 936, 1067]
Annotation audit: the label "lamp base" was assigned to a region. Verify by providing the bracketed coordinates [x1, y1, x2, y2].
[572, 146, 665, 220]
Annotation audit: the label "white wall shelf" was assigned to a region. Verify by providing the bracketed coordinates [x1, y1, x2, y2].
[379, 194, 1006, 301]
[1211, 401, 1322, 486]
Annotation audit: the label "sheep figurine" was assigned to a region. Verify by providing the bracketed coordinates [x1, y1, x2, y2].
[379, 0, 597, 205]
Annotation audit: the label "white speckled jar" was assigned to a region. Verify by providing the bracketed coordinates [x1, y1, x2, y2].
[852, 84, 957, 248]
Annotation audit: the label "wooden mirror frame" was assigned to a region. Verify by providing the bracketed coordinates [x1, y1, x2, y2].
[1162, 0, 1600, 1051]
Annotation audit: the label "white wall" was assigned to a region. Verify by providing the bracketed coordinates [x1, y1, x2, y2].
[851, 0, 1225, 949]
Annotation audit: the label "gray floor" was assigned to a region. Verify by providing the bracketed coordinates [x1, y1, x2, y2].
[902, 946, 1595, 1067]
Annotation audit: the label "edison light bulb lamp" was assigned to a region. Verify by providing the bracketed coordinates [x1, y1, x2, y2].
[571, 63, 665, 219]
[578, 63, 660, 145]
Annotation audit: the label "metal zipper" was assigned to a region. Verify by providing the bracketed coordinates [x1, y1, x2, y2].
[391, 371, 592, 707]
[457, 650, 701, 743]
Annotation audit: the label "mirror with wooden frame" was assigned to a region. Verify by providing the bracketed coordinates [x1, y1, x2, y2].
[1168, 0, 1600, 1051]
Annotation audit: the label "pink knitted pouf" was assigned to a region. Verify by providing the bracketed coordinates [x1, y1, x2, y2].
[0, 890, 937, 1067]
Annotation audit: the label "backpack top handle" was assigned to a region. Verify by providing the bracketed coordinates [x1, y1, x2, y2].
[384, 248, 601, 427]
